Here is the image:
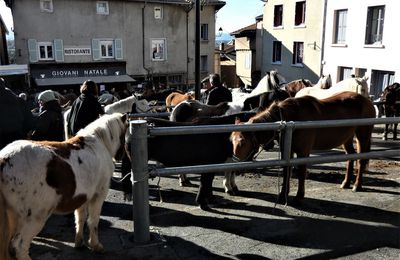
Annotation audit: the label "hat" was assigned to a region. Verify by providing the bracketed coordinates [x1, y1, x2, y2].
[38, 90, 57, 103]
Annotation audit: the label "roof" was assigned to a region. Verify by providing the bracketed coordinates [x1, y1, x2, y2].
[230, 23, 257, 37]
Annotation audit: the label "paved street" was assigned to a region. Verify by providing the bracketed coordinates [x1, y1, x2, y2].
[30, 128, 399, 259]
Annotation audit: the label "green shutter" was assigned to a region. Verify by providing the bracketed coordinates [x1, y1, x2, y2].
[92, 39, 101, 60]
[28, 39, 38, 63]
[54, 39, 64, 62]
[115, 38, 123, 60]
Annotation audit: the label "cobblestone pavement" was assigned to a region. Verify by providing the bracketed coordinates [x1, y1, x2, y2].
[30, 128, 399, 259]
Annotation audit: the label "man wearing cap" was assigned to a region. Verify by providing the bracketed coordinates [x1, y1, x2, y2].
[31, 90, 64, 141]
[205, 73, 232, 105]
[0, 78, 34, 149]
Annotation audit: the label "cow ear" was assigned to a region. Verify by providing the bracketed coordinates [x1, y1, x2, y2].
[121, 113, 128, 122]
[235, 117, 241, 125]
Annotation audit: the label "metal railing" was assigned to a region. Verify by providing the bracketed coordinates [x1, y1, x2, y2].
[129, 116, 400, 243]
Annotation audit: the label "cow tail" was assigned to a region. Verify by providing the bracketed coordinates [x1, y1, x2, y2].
[0, 189, 13, 260]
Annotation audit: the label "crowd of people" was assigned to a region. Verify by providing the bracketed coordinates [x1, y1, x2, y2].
[0, 79, 105, 149]
[0, 73, 231, 150]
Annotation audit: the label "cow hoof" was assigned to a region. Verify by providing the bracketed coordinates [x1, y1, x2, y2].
[382, 136, 388, 141]
[232, 186, 239, 194]
[74, 237, 84, 249]
[340, 181, 351, 189]
[179, 179, 193, 187]
[199, 203, 211, 211]
[352, 185, 362, 192]
[226, 190, 235, 196]
[90, 243, 105, 253]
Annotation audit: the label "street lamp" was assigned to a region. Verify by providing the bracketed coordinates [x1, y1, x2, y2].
[217, 27, 223, 37]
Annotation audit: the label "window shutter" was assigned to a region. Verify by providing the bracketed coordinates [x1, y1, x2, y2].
[92, 39, 101, 60]
[115, 38, 123, 60]
[54, 39, 64, 62]
[28, 39, 38, 63]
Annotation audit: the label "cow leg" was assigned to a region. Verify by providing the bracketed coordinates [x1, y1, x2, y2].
[179, 174, 192, 187]
[196, 173, 215, 210]
[74, 206, 88, 248]
[121, 153, 133, 201]
[353, 129, 372, 192]
[278, 166, 292, 204]
[340, 139, 356, 189]
[393, 123, 398, 140]
[87, 189, 107, 253]
[223, 171, 233, 194]
[383, 124, 389, 140]
[10, 212, 49, 260]
[294, 164, 307, 204]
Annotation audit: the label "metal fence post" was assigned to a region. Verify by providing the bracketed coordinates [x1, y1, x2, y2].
[130, 120, 150, 243]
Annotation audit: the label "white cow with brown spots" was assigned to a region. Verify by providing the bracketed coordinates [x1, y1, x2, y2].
[0, 113, 127, 260]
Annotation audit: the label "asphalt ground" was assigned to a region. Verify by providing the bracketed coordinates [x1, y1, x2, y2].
[30, 127, 399, 259]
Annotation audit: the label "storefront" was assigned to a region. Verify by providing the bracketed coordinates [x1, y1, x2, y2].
[30, 61, 135, 93]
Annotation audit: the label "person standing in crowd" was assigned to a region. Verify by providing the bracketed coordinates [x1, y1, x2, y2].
[197, 73, 233, 209]
[31, 90, 64, 141]
[205, 73, 232, 105]
[67, 80, 104, 136]
[0, 78, 34, 149]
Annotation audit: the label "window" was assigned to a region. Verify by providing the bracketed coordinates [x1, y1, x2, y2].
[97, 1, 109, 15]
[154, 6, 163, 19]
[274, 5, 283, 27]
[371, 70, 395, 98]
[334, 9, 347, 44]
[245, 52, 251, 70]
[272, 41, 282, 63]
[338, 66, 353, 81]
[38, 42, 54, 60]
[292, 42, 304, 65]
[100, 40, 114, 58]
[200, 55, 208, 72]
[295, 1, 306, 26]
[365, 5, 385, 45]
[201, 24, 208, 41]
[40, 0, 53, 12]
[152, 39, 166, 61]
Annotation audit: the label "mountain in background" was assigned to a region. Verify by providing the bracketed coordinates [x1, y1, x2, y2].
[215, 31, 233, 46]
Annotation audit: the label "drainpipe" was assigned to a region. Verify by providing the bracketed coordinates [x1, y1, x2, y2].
[194, 0, 201, 100]
[320, 0, 328, 76]
[142, 2, 151, 80]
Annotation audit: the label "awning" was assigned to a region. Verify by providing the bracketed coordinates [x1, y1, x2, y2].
[34, 75, 135, 86]
[0, 64, 29, 76]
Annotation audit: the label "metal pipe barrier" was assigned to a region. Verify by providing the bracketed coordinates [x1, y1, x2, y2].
[129, 116, 400, 243]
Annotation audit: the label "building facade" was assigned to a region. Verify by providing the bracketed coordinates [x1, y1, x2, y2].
[322, 0, 399, 99]
[261, 0, 326, 83]
[5, 0, 224, 92]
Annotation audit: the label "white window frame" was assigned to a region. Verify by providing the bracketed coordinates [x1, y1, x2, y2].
[201, 24, 209, 41]
[100, 40, 114, 58]
[154, 6, 163, 19]
[40, 0, 53, 13]
[365, 5, 385, 45]
[272, 41, 282, 63]
[151, 38, 167, 61]
[292, 41, 304, 65]
[38, 42, 54, 61]
[334, 9, 347, 44]
[97, 1, 109, 15]
[244, 52, 251, 70]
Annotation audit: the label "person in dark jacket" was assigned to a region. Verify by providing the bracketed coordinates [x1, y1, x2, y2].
[31, 90, 64, 141]
[0, 78, 34, 149]
[67, 80, 104, 136]
[205, 73, 232, 105]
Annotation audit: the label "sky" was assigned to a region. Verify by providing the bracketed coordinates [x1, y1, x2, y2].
[215, 0, 265, 33]
[0, 0, 265, 36]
